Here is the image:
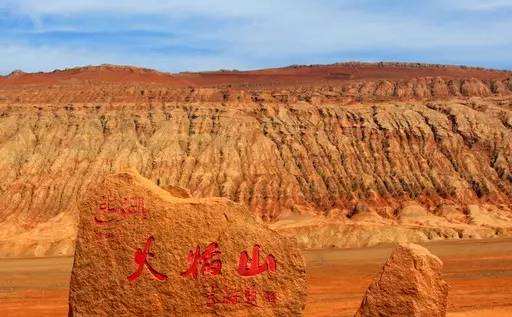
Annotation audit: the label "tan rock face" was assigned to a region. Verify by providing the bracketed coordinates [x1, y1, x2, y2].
[355, 243, 448, 317]
[1, 63, 512, 257]
[2, 97, 512, 256]
[68, 171, 306, 316]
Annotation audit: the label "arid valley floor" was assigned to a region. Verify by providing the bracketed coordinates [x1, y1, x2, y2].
[2, 239, 512, 317]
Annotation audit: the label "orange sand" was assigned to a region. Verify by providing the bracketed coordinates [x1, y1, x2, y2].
[2, 239, 512, 316]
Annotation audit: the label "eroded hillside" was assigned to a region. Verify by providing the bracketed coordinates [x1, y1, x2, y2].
[0, 63, 512, 256]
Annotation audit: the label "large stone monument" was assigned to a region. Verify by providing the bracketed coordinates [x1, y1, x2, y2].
[69, 171, 306, 316]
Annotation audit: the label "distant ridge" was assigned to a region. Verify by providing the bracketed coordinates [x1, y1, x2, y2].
[2, 61, 510, 83]
[284, 61, 511, 73]
[5, 61, 512, 77]
[0, 61, 511, 103]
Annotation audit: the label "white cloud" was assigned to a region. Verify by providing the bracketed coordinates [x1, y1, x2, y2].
[1, 1, 283, 17]
[0, 44, 116, 74]
[0, 1, 510, 73]
[0, 43, 251, 74]
[447, 0, 512, 11]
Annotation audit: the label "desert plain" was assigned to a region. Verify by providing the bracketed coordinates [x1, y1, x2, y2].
[1, 239, 512, 316]
[0, 239, 512, 317]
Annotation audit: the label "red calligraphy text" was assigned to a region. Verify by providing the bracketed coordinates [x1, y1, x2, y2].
[206, 285, 241, 308]
[204, 284, 278, 308]
[263, 291, 278, 305]
[95, 195, 148, 226]
[243, 286, 259, 307]
[237, 245, 277, 277]
[181, 242, 222, 279]
[127, 236, 168, 282]
[206, 285, 222, 308]
[223, 287, 240, 305]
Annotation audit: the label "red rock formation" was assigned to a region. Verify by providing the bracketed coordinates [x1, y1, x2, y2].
[0, 62, 511, 256]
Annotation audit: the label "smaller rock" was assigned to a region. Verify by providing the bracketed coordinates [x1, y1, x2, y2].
[435, 204, 467, 223]
[398, 202, 429, 220]
[398, 202, 448, 227]
[162, 184, 191, 198]
[467, 204, 512, 227]
[325, 208, 348, 219]
[355, 243, 448, 317]
[349, 204, 388, 224]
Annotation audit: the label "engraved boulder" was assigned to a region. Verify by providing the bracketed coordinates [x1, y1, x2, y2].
[68, 171, 307, 316]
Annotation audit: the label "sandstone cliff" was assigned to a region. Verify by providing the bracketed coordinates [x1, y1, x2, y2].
[0, 63, 511, 256]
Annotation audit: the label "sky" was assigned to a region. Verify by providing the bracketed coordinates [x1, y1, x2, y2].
[0, 0, 511, 74]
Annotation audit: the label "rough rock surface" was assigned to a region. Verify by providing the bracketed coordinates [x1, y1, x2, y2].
[68, 171, 306, 316]
[355, 243, 448, 317]
[1, 63, 512, 257]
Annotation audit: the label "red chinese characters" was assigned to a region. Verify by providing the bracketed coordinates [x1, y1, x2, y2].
[223, 288, 240, 305]
[206, 285, 240, 307]
[263, 290, 278, 305]
[237, 245, 277, 277]
[205, 285, 277, 308]
[95, 195, 148, 225]
[181, 242, 222, 278]
[243, 286, 258, 307]
[206, 285, 221, 307]
[127, 236, 168, 282]
[95, 231, 114, 240]
[124, 237, 280, 307]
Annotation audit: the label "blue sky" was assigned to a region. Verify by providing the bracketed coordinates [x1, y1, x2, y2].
[0, 0, 511, 74]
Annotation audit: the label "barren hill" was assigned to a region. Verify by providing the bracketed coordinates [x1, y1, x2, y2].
[1, 62, 512, 256]
[1, 62, 511, 104]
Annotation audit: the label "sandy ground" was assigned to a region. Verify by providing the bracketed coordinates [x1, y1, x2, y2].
[1, 239, 512, 316]
[304, 239, 512, 316]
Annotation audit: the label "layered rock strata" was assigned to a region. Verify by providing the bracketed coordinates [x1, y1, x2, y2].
[0, 63, 511, 256]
